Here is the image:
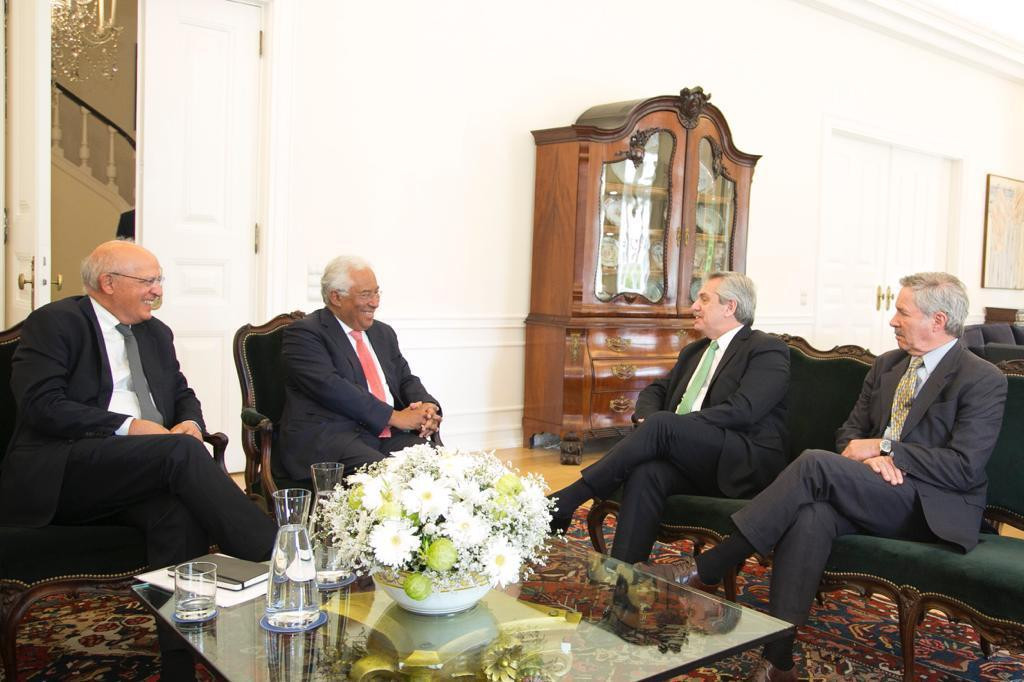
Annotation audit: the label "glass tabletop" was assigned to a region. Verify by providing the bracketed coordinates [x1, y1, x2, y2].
[133, 540, 792, 681]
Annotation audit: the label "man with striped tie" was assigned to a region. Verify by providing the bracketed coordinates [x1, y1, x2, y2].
[548, 272, 790, 560]
[647, 272, 1008, 682]
[278, 255, 440, 482]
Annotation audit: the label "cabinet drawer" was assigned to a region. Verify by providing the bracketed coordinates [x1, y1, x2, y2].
[590, 391, 640, 429]
[587, 328, 688, 358]
[592, 358, 676, 392]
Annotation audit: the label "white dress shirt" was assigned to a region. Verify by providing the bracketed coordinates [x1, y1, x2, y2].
[686, 324, 744, 412]
[336, 318, 394, 407]
[90, 297, 143, 435]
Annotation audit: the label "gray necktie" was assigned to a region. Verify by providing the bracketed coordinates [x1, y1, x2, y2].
[115, 323, 164, 423]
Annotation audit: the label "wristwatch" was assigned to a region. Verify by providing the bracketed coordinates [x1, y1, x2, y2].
[880, 438, 893, 455]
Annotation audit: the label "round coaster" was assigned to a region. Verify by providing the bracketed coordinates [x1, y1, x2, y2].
[172, 608, 218, 625]
[317, 573, 356, 591]
[259, 610, 327, 634]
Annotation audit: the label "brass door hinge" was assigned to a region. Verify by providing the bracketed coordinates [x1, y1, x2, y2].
[254, 223, 260, 254]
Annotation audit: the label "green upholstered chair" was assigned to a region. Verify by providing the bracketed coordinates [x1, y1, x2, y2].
[820, 359, 1024, 681]
[0, 322, 229, 678]
[233, 311, 311, 510]
[586, 335, 875, 597]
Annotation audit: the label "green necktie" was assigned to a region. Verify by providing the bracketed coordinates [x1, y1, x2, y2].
[676, 340, 719, 414]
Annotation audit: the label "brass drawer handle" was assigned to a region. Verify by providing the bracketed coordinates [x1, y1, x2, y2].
[611, 364, 636, 379]
[609, 397, 634, 413]
[606, 336, 632, 352]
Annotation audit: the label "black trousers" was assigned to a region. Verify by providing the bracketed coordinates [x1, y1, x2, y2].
[731, 449, 936, 625]
[321, 430, 428, 476]
[582, 411, 726, 563]
[53, 434, 277, 568]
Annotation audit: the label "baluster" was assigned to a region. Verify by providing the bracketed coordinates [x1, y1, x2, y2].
[52, 89, 64, 155]
[106, 126, 118, 189]
[79, 106, 91, 171]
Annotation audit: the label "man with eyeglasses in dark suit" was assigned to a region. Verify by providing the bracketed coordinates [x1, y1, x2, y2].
[278, 255, 441, 481]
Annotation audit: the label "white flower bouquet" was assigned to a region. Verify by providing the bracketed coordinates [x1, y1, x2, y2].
[314, 444, 555, 601]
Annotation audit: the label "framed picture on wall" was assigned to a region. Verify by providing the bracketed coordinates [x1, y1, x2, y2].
[982, 174, 1024, 289]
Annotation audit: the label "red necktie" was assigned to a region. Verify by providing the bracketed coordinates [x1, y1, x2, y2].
[350, 330, 391, 438]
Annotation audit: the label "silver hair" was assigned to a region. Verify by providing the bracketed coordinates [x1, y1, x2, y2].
[708, 271, 756, 326]
[899, 272, 969, 337]
[321, 255, 372, 304]
[80, 237, 136, 291]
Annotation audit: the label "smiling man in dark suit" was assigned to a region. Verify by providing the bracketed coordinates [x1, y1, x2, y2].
[652, 272, 1008, 682]
[0, 240, 276, 573]
[549, 271, 790, 563]
[278, 255, 440, 481]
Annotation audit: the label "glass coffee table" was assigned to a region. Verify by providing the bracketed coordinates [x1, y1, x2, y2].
[133, 540, 792, 680]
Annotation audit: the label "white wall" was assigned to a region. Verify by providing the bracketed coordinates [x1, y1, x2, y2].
[269, 0, 1024, 449]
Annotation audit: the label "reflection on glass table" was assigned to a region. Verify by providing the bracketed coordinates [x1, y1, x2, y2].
[132, 540, 792, 681]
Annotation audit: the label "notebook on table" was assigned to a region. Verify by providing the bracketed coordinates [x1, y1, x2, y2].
[165, 553, 269, 591]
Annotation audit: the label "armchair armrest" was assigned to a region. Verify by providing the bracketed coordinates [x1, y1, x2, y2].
[240, 407, 277, 506]
[203, 431, 229, 474]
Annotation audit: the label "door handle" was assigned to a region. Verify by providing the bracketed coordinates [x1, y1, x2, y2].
[885, 286, 894, 310]
[876, 286, 883, 311]
[17, 273, 32, 290]
[54, 274, 64, 291]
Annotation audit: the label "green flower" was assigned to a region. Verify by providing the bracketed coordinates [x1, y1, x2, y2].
[425, 538, 457, 571]
[495, 473, 523, 496]
[348, 485, 364, 510]
[377, 500, 403, 519]
[403, 572, 432, 600]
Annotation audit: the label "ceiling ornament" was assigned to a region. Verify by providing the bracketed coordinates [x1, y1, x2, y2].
[51, 0, 123, 82]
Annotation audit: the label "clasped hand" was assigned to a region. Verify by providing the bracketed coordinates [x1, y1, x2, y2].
[389, 401, 442, 438]
[128, 418, 203, 441]
[841, 438, 904, 485]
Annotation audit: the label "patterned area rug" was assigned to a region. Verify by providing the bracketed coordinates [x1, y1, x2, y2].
[5, 509, 1024, 681]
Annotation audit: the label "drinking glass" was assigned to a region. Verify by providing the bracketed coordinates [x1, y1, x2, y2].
[266, 488, 320, 629]
[174, 561, 217, 622]
[308, 462, 344, 534]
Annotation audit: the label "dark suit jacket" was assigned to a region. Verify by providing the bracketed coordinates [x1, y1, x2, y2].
[633, 326, 790, 498]
[278, 308, 438, 479]
[0, 296, 204, 527]
[835, 343, 1007, 551]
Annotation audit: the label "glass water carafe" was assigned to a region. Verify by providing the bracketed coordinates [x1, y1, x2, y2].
[265, 488, 319, 628]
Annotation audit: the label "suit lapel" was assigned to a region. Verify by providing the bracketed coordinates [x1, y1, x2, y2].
[131, 322, 168, 424]
[708, 325, 750, 387]
[321, 308, 364, 381]
[668, 339, 710, 410]
[365, 324, 398, 401]
[901, 344, 962, 438]
[79, 297, 114, 404]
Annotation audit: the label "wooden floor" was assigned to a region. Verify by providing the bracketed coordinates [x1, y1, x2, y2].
[229, 442, 609, 492]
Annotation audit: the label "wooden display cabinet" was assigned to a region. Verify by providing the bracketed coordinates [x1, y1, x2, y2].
[523, 87, 760, 463]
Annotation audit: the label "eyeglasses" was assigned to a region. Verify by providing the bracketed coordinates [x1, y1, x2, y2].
[342, 288, 381, 303]
[109, 272, 165, 286]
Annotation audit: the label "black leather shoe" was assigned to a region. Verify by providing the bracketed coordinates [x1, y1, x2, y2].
[633, 556, 720, 596]
[745, 658, 798, 681]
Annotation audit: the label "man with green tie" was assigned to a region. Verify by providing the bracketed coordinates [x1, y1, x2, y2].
[549, 271, 790, 564]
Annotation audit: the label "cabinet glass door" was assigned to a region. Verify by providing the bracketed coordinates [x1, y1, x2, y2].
[688, 138, 735, 301]
[595, 130, 674, 303]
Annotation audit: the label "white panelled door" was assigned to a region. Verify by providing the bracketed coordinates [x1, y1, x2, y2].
[815, 131, 952, 354]
[139, 0, 261, 471]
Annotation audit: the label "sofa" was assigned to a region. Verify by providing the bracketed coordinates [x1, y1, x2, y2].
[963, 323, 1024, 363]
[586, 336, 1024, 681]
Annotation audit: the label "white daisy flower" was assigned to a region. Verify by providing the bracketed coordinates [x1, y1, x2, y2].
[483, 537, 522, 587]
[368, 520, 419, 567]
[360, 477, 386, 511]
[442, 504, 490, 547]
[401, 475, 452, 521]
